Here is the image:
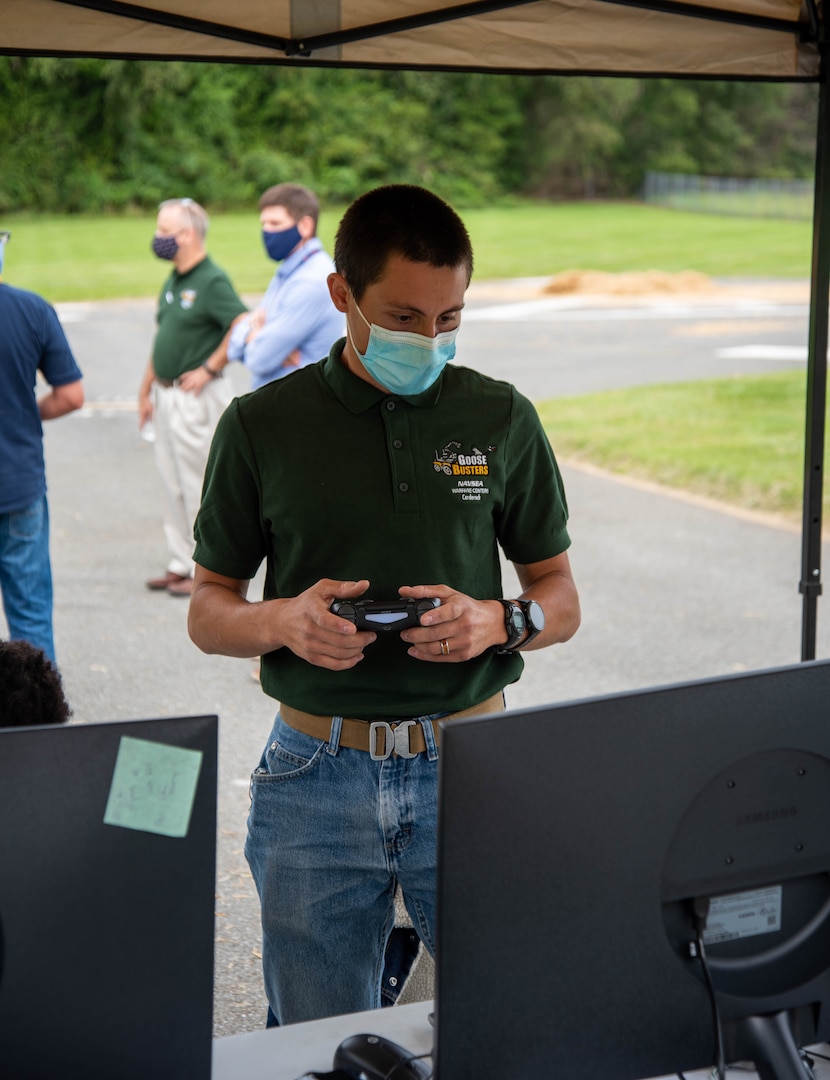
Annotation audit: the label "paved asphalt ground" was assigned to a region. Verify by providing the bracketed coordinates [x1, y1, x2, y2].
[5, 276, 829, 1037]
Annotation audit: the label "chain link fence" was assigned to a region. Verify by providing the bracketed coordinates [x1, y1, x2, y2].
[644, 171, 813, 220]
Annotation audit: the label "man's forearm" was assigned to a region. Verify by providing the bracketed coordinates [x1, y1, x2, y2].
[243, 316, 306, 381]
[518, 573, 581, 650]
[39, 379, 84, 420]
[201, 326, 234, 375]
[511, 551, 581, 651]
[188, 578, 285, 658]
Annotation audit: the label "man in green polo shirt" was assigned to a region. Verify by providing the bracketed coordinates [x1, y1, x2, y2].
[188, 184, 581, 1026]
[137, 197, 247, 597]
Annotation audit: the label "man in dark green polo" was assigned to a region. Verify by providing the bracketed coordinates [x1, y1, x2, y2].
[137, 197, 246, 597]
[188, 184, 581, 1026]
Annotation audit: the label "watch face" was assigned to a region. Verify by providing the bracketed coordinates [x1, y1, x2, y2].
[500, 600, 525, 646]
[510, 607, 525, 634]
[525, 600, 545, 631]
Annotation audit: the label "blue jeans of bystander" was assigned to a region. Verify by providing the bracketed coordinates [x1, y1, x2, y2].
[0, 495, 54, 662]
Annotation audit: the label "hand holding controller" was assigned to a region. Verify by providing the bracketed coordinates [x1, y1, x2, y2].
[330, 597, 441, 632]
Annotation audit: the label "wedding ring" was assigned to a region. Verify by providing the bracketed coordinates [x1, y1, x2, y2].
[440, 639, 451, 656]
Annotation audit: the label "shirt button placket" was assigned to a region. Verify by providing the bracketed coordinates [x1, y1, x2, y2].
[384, 400, 416, 514]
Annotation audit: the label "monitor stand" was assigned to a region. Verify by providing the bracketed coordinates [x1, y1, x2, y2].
[738, 1010, 816, 1080]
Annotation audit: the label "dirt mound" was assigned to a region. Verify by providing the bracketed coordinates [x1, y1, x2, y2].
[543, 269, 716, 297]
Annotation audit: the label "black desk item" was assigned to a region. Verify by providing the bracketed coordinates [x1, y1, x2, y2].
[435, 660, 830, 1080]
[0, 714, 218, 1080]
[333, 1032, 432, 1078]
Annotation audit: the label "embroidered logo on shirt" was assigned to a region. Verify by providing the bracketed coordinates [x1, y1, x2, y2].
[433, 441, 491, 476]
[433, 441, 495, 502]
[180, 289, 198, 310]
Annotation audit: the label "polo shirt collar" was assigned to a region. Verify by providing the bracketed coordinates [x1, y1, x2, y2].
[277, 236, 324, 282]
[322, 339, 444, 413]
[171, 253, 210, 283]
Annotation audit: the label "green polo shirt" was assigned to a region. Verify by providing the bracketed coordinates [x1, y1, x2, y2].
[153, 256, 247, 382]
[193, 339, 571, 718]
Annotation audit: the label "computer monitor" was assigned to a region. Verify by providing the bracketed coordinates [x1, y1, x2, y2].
[0, 714, 218, 1080]
[435, 660, 830, 1080]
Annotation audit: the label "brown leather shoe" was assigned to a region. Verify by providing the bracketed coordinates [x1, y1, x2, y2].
[166, 576, 194, 597]
[146, 571, 189, 591]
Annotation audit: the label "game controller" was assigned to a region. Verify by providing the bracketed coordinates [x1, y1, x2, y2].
[330, 597, 440, 631]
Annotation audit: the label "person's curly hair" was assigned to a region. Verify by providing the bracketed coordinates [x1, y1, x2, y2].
[0, 640, 72, 727]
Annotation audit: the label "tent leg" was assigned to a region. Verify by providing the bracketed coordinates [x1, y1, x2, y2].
[800, 35, 830, 661]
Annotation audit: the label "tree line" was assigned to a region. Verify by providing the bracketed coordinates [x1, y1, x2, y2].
[0, 56, 818, 214]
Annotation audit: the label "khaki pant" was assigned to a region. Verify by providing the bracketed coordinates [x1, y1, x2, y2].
[152, 378, 231, 578]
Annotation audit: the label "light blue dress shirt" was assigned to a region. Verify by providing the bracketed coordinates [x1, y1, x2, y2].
[228, 237, 345, 390]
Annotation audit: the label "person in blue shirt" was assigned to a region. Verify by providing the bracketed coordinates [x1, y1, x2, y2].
[0, 230, 84, 664]
[227, 183, 345, 389]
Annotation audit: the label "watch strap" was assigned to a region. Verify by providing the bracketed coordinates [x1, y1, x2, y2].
[495, 599, 525, 654]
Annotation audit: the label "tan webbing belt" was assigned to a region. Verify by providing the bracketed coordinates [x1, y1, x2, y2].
[280, 692, 505, 759]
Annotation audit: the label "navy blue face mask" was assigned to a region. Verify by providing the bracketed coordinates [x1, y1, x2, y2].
[152, 234, 179, 261]
[262, 224, 302, 262]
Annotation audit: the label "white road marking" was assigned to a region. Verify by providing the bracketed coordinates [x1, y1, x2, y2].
[464, 298, 809, 322]
[715, 345, 809, 361]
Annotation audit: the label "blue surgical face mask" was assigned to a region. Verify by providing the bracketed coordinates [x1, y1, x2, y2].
[152, 233, 179, 261]
[262, 224, 301, 262]
[350, 299, 458, 396]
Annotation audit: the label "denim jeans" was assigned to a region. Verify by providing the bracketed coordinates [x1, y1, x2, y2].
[245, 711, 440, 1026]
[0, 496, 54, 662]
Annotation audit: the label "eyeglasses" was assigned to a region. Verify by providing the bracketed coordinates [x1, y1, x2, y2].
[159, 198, 195, 228]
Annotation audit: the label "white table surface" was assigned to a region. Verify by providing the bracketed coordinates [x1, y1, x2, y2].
[212, 999, 434, 1080]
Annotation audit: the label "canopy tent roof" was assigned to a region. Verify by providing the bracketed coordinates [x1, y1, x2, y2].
[0, 0, 822, 79]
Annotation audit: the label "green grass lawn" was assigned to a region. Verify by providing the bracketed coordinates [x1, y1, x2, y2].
[1, 212, 274, 301]
[462, 201, 812, 280]
[0, 199, 813, 302]
[537, 370, 815, 523]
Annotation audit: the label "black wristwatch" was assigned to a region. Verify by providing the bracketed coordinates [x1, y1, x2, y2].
[517, 598, 545, 648]
[495, 598, 546, 654]
[496, 599, 526, 654]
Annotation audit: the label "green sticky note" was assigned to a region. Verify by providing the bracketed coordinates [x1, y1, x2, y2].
[104, 735, 203, 838]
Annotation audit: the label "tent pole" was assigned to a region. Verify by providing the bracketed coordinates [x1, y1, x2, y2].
[800, 28, 830, 661]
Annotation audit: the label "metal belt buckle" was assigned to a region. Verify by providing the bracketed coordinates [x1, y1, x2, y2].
[369, 719, 418, 760]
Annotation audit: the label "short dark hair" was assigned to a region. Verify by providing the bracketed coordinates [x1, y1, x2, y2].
[258, 183, 320, 231]
[0, 640, 72, 727]
[334, 185, 474, 301]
